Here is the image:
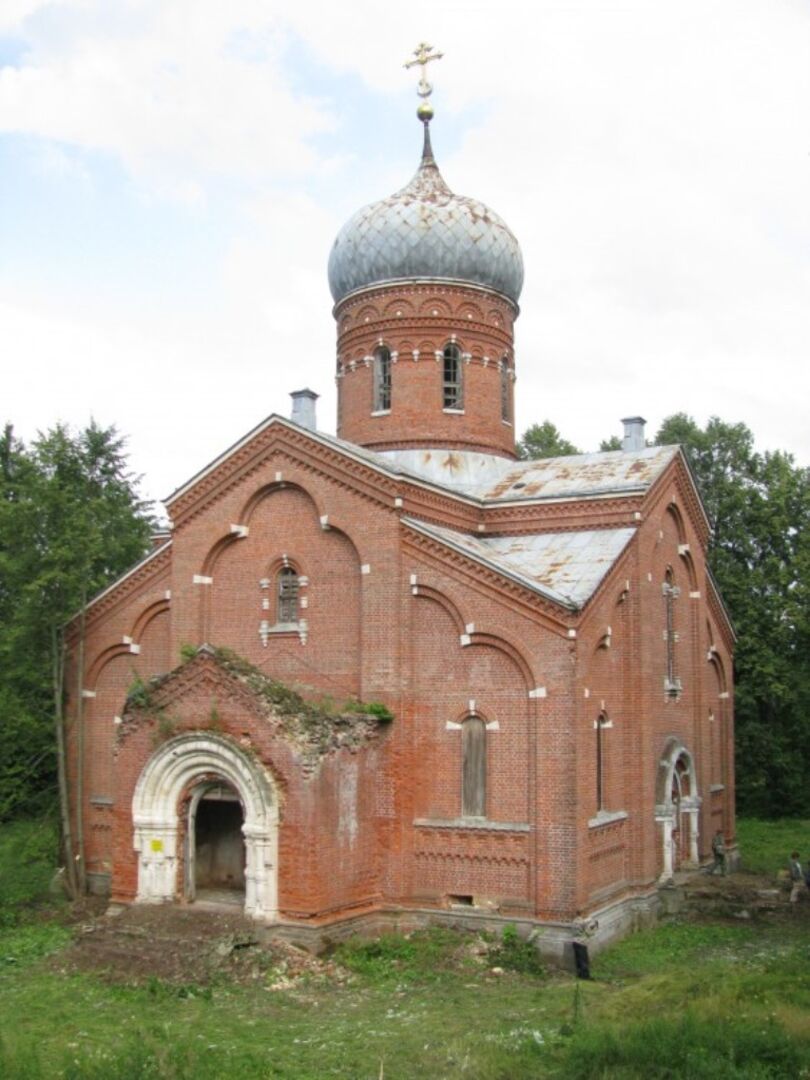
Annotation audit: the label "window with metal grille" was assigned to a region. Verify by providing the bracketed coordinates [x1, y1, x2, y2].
[373, 346, 392, 411]
[443, 343, 463, 409]
[461, 716, 486, 818]
[277, 567, 299, 624]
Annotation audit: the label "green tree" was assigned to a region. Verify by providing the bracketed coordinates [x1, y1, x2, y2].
[517, 421, 580, 460]
[656, 414, 810, 816]
[0, 422, 153, 887]
[599, 435, 623, 451]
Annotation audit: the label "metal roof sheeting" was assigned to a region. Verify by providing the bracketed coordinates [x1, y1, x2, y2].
[377, 445, 678, 503]
[405, 518, 636, 609]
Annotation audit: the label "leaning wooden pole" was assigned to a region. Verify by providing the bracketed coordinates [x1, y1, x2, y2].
[73, 586, 87, 895]
[52, 624, 78, 898]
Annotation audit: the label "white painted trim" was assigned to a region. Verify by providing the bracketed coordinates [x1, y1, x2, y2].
[413, 817, 530, 833]
[588, 810, 628, 829]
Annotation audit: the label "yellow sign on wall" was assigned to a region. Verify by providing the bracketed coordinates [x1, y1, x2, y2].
[150, 838, 164, 853]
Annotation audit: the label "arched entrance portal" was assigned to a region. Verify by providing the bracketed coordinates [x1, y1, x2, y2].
[186, 781, 246, 905]
[655, 737, 701, 882]
[132, 733, 279, 920]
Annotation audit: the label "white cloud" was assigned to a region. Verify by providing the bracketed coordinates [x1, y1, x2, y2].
[1, 0, 809, 503]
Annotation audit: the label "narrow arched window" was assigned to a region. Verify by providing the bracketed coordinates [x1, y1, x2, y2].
[461, 716, 486, 818]
[277, 566, 299, 624]
[443, 343, 463, 409]
[500, 357, 511, 423]
[595, 712, 611, 812]
[373, 346, 391, 412]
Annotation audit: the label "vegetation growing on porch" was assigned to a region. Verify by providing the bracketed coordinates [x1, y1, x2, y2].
[122, 646, 393, 763]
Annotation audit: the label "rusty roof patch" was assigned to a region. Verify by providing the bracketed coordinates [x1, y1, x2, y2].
[404, 519, 636, 609]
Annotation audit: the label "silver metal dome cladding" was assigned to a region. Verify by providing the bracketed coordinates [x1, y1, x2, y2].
[328, 126, 524, 306]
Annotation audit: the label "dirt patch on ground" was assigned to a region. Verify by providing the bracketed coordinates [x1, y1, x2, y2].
[54, 904, 349, 989]
[678, 867, 805, 921]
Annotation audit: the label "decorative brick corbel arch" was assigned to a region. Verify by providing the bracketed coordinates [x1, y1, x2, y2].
[130, 596, 171, 642]
[240, 480, 328, 529]
[131, 732, 279, 921]
[410, 582, 466, 635]
[411, 584, 537, 693]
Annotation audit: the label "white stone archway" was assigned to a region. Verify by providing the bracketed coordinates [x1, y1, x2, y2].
[132, 732, 279, 921]
[654, 737, 701, 882]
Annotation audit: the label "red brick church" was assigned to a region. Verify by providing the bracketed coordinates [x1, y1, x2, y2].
[67, 73, 735, 958]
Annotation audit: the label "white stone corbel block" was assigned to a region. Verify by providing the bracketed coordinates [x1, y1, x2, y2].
[361, 564, 371, 575]
[275, 471, 283, 482]
[485, 720, 500, 731]
[445, 721, 462, 730]
[164, 589, 171, 600]
[678, 543, 690, 555]
[394, 497, 403, 508]
[460, 634, 471, 646]
[529, 687, 547, 699]
[568, 628, 577, 639]
[82, 689, 96, 699]
[320, 515, 330, 529]
[193, 574, 213, 585]
[409, 574, 418, 585]
[468, 699, 476, 712]
[230, 524, 249, 538]
[465, 623, 475, 634]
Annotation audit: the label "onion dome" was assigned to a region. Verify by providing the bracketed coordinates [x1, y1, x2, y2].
[328, 124, 524, 306]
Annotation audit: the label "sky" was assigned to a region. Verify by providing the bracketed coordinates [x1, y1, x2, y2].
[2, 0, 809, 513]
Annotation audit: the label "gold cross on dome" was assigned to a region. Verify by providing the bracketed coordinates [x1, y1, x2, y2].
[404, 41, 443, 99]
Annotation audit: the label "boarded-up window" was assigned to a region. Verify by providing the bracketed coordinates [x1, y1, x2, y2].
[462, 716, 486, 818]
[277, 567, 299, 624]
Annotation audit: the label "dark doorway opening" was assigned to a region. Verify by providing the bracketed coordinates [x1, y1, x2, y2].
[193, 784, 245, 905]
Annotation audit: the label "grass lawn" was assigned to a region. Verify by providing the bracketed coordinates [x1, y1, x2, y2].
[1, 817, 809, 1078]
